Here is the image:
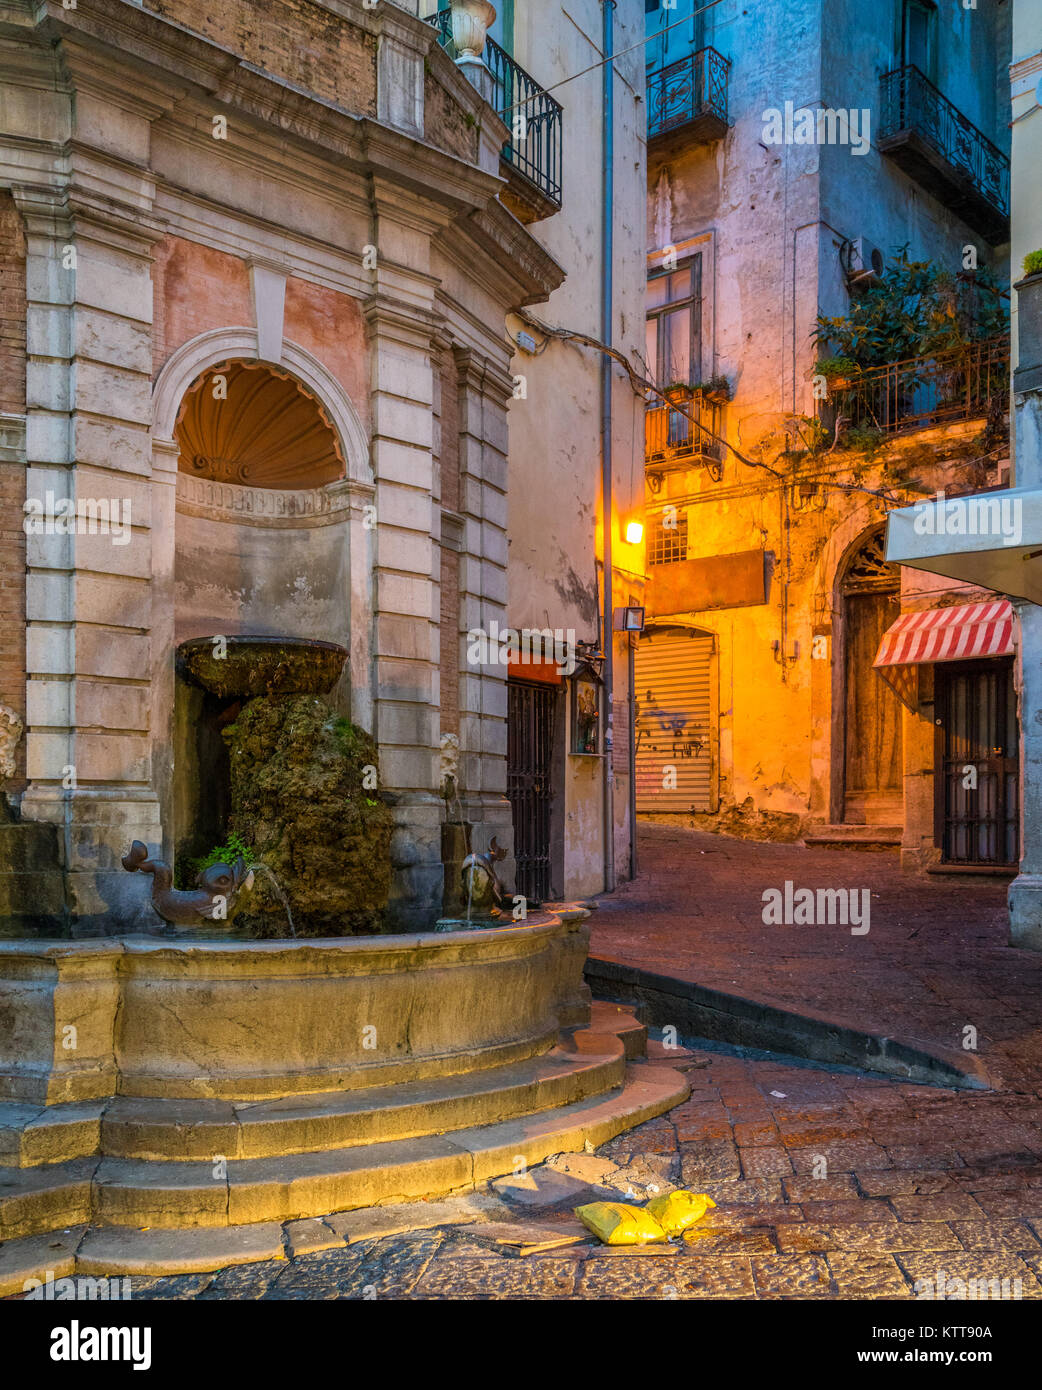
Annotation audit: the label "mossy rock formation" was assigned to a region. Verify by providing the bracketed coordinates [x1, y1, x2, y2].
[222, 694, 393, 937]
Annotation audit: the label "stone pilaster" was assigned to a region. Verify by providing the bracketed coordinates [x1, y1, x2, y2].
[454, 347, 516, 890]
[364, 289, 445, 929]
[15, 155, 163, 931]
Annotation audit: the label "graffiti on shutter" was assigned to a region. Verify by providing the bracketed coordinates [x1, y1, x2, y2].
[634, 631, 716, 813]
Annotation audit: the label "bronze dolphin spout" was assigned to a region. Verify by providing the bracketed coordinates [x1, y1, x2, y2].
[122, 840, 254, 928]
[460, 835, 508, 916]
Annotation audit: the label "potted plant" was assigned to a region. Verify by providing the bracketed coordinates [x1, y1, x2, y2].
[1014, 249, 1042, 393]
[693, 374, 732, 405]
[814, 355, 859, 390]
[662, 380, 694, 402]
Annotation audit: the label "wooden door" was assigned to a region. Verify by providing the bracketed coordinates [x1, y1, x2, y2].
[844, 589, 904, 824]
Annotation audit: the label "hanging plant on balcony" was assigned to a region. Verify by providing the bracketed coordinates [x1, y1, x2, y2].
[813, 247, 1008, 370]
[692, 375, 732, 405]
[813, 355, 860, 390]
[662, 380, 695, 401]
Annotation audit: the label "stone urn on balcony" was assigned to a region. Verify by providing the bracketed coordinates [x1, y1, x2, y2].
[451, 0, 496, 59]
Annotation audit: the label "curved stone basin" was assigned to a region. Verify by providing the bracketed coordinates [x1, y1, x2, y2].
[0, 911, 591, 1103]
[177, 635, 348, 699]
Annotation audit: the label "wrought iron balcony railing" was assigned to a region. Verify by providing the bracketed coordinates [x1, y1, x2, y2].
[645, 389, 723, 480]
[821, 338, 1009, 437]
[427, 10, 562, 212]
[878, 66, 1009, 244]
[647, 47, 730, 145]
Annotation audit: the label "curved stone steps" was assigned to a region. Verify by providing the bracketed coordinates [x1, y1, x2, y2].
[0, 1005, 646, 1171]
[0, 1061, 688, 1256]
[100, 1038, 627, 1162]
[589, 999, 647, 1059]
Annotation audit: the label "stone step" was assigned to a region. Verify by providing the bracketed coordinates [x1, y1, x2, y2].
[100, 1038, 626, 1161]
[803, 824, 902, 849]
[0, 1101, 105, 1169]
[0, 1157, 97, 1241]
[0, 1062, 688, 1244]
[588, 1000, 647, 1059]
[0, 1008, 645, 1170]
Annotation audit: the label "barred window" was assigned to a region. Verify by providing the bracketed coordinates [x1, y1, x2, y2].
[648, 512, 688, 565]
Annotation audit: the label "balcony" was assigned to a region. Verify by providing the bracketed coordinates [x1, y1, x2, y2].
[647, 47, 730, 152]
[878, 66, 1009, 245]
[821, 338, 1009, 438]
[645, 389, 723, 484]
[427, 11, 562, 221]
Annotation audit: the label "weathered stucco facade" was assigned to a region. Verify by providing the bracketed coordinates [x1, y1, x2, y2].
[504, 0, 646, 898]
[885, 0, 1042, 938]
[638, 0, 1013, 870]
[0, 0, 645, 932]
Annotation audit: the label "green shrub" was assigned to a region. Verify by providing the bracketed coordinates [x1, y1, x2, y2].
[814, 247, 1007, 369]
[814, 355, 858, 380]
[188, 831, 256, 880]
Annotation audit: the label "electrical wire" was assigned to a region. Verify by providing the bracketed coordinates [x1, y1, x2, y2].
[501, 0, 728, 112]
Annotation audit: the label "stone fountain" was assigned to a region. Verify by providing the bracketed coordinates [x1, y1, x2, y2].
[0, 648, 688, 1291]
[167, 634, 393, 938]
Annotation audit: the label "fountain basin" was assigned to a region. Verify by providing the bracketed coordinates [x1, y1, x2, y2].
[177, 635, 348, 699]
[0, 911, 591, 1103]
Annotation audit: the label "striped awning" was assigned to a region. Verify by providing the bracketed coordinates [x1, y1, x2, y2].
[873, 599, 1016, 707]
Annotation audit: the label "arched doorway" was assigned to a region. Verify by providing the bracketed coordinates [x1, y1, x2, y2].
[839, 527, 903, 825]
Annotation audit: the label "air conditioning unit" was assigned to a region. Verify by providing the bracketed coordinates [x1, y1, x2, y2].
[843, 237, 885, 287]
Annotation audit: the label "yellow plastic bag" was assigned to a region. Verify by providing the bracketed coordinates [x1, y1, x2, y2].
[574, 1201, 667, 1245]
[645, 1190, 716, 1236]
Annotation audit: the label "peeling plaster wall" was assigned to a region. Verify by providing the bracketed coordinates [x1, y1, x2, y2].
[173, 514, 352, 651]
[643, 0, 1011, 845]
[506, 0, 647, 897]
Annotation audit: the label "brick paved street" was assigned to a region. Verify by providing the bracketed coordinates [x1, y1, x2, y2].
[103, 825, 1042, 1301]
[594, 824, 1031, 1086]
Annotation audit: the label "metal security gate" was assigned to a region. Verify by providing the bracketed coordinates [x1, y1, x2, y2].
[507, 679, 556, 902]
[936, 659, 1019, 866]
[634, 629, 716, 812]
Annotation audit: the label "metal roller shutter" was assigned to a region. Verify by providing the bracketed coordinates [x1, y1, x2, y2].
[634, 630, 716, 812]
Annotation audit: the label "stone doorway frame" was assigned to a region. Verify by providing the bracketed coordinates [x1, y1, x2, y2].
[828, 522, 903, 827]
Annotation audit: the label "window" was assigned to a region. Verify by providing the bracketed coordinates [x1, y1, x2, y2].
[648, 511, 689, 565]
[646, 257, 702, 388]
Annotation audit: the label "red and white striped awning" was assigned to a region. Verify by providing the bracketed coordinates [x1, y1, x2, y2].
[873, 599, 1016, 707]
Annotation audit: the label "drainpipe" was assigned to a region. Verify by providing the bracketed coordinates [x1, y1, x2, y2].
[600, 0, 616, 893]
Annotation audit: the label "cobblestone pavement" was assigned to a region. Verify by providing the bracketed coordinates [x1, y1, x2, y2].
[120, 827, 1042, 1301]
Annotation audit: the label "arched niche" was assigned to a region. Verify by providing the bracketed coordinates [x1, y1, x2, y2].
[175, 359, 345, 489]
[158, 346, 367, 874]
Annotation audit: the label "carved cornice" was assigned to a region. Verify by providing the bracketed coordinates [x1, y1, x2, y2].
[363, 291, 447, 348]
[461, 201, 566, 309]
[453, 346, 515, 406]
[175, 474, 357, 529]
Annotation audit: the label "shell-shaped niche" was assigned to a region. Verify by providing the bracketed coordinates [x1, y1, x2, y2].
[175, 359, 345, 489]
